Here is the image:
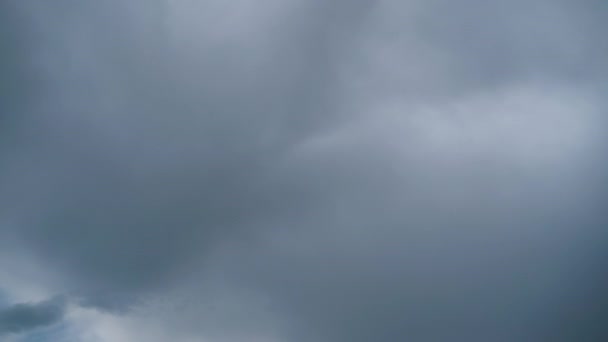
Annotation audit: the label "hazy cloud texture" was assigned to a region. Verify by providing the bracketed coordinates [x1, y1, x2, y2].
[0, 0, 606, 341]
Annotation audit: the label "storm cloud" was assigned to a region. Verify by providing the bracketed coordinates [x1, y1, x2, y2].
[0, 297, 66, 336]
[1, 0, 606, 341]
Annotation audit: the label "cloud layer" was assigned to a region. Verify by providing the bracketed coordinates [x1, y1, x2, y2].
[1, 0, 606, 341]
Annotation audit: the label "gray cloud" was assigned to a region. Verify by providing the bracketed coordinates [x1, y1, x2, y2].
[0, 0, 606, 341]
[0, 297, 66, 336]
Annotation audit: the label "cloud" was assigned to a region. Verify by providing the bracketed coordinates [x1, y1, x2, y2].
[0, 297, 67, 336]
[0, 0, 606, 341]
[227, 84, 605, 342]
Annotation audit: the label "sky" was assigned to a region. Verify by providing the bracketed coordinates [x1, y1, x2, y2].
[0, 0, 606, 341]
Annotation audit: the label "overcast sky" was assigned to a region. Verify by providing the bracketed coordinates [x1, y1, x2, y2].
[1, 0, 607, 341]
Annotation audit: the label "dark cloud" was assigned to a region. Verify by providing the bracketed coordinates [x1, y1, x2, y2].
[1, 0, 335, 308]
[0, 0, 606, 341]
[0, 0, 379, 311]
[0, 297, 66, 336]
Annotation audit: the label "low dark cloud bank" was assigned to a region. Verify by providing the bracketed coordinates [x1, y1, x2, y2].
[0, 297, 66, 336]
[1, 0, 606, 341]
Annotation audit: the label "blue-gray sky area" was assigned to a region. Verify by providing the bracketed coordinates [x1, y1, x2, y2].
[1, 0, 606, 341]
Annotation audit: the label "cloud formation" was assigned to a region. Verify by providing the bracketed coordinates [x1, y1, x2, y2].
[0, 297, 66, 336]
[0, 0, 606, 341]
